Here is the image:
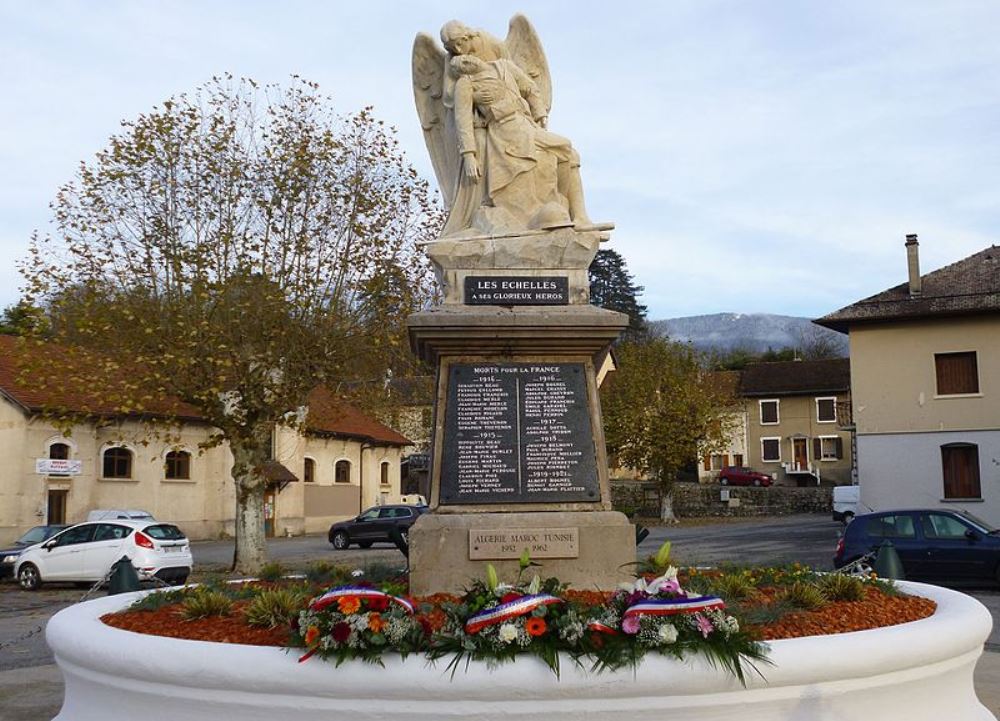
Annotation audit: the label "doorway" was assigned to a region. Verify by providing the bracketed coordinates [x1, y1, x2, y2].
[47, 489, 68, 525]
[793, 438, 808, 471]
[263, 488, 276, 538]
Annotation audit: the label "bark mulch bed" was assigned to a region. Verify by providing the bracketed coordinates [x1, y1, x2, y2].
[102, 586, 936, 647]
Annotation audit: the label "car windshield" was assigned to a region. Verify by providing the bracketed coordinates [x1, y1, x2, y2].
[958, 511, 998, 534]
[16, 527, 50, 545]
[142, 524, 186, 541]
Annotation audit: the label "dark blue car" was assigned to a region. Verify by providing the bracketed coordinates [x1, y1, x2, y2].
[834, 509, 1000, 584]
[0, 525, 69, 580]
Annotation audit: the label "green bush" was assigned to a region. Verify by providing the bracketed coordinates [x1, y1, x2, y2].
[779, 581, 827, 611]
[710, 572, 758, 602]
[258, 562, 285, 582]
[244, 588, 307, 628]
[817, 573, 866, 602]
[129, 588, 189, 612]
[180, 589, 234, 620]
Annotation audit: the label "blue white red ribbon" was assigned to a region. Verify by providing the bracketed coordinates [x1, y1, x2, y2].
[464, 594, 563, 634]
[309, 585, 415, 614]
[623, 595, 725, 620]
[587, 621, 619, 634]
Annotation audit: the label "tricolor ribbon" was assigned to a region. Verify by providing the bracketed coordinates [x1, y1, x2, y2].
[622, 595, 725, 620]
[308, 585, 416, 614]
[587, 621, 619, 635]
[464, 594, 563, 634]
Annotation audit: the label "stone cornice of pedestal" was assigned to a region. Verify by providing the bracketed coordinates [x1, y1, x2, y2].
[407, 305, 628, 362]
[422, 226, 605, 271]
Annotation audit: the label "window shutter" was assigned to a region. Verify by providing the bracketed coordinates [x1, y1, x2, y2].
[722, 454, 729, 467]
[835, 437, 844, 459]
[813, 438, 821, 460]
[702, 454, 711, 471]
[935, 352, 979, 395]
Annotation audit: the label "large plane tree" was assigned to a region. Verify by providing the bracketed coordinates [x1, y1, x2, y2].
[22, 76, 439, 573]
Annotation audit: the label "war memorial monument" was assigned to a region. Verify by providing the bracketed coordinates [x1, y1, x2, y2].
[406, 15, 634, 594]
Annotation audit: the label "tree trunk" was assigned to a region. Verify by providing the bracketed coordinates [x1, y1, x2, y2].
[229, 432, 271, 575]
[659, 487, 679, 524]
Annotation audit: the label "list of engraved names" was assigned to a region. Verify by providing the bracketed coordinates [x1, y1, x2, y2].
[440, 363, 599, 504]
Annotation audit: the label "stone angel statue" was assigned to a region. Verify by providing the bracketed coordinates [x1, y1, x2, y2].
[412, 15, 592, 238]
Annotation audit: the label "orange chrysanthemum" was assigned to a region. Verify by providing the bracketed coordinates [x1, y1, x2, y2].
[337, 596, 361, 614]
[368, 612, 386, 633]
[525, 617, 547, 637]
[304, 626, 320, 646]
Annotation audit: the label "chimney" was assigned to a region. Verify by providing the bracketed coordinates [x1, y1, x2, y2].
[905, 234, 921, 297]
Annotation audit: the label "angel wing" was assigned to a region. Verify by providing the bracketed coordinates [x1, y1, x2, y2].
[412, 33, 459, 207]
[505, 14, 552, 118]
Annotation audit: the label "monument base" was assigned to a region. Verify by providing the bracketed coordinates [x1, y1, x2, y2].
[409, 510, 635, 595]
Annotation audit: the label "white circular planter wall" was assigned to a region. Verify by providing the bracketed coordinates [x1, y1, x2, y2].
[47, 581, 994, 721]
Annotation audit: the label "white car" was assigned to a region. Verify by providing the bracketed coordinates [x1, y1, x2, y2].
[14, 520, 192, 590]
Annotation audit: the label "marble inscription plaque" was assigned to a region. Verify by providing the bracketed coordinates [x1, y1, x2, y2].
[469, 527, 580, 560]
[464, 276, 569, 305]
[439, 363, 599, 505]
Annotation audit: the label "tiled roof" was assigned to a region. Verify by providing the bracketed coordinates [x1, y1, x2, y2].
[305, 386, 412, 446]
[815, 245, 1000, 333]
[0, 335, 410, 446]
[738, 358, 850, 397]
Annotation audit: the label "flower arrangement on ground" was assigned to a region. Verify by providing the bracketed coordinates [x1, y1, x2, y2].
[292, 584, 425, 665]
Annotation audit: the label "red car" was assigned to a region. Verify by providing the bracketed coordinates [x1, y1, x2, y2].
[719, 466, 773, 487]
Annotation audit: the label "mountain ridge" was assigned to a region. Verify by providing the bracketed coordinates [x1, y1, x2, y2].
[649, 312, 848, 355]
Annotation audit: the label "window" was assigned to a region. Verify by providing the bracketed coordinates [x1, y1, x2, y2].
[164, 450, 191, 480]
[941, 444, 981, 499]
[102, 447, 133, 479]
[54, 525, 96, 547]
[733, 454, 744, 467]
[708, 454, 729, 471]
[761, 437, 781, 462]
[380, 461, 390, 486]
[304, 458, 315, 483]
[759, 399, 779, 425]
[935, 352, 979, 395]
[814, 436, 843, 461]
[335, 459, 351, 484]
[920, 513, 972, 540]
[865, 514, 916, 539]
[94, 524, 131, 542]
[816, 397, 836, 423]
[48, 442, 71, 477]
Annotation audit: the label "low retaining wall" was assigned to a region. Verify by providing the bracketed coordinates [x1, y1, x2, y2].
[611, 481, 832, 518]
[47, 582, 994, 721]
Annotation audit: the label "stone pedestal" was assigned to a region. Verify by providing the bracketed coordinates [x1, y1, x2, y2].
[409, 511, 634, 596]
[406, 229, 632, 594]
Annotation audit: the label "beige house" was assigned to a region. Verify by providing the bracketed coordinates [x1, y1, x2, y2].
[0, 336, 410, 545]
[702, 359, 854, 486]
[816, 237, 1000, 523]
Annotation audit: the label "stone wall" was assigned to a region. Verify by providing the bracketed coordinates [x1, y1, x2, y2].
[611, 480, 832, 519]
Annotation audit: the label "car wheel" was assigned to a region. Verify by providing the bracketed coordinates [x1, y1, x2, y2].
[18, 563, 42, 591]
[753, 479, 761, 486]
[331, 531, 350, 550]
[358, 541, 373, 549]
[400, 529, 409, 545]
[720, 478, 729, 485]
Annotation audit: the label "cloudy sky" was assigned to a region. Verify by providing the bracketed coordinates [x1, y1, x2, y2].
[2, 1, 999, 321]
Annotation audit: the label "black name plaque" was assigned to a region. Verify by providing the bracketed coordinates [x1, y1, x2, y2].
[439, 363, 599, 505]
[464, 276, 569, 305]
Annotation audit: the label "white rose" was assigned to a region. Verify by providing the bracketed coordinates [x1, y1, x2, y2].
[658, 623, 678, 644]
[498, 623, 519, 644]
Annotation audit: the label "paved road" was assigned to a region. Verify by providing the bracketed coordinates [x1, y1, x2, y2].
[637, 513, 844, 570]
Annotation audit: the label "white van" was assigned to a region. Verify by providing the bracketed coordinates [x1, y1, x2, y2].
[832, 486, 859, 524]
[86, 509, 155, 523]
